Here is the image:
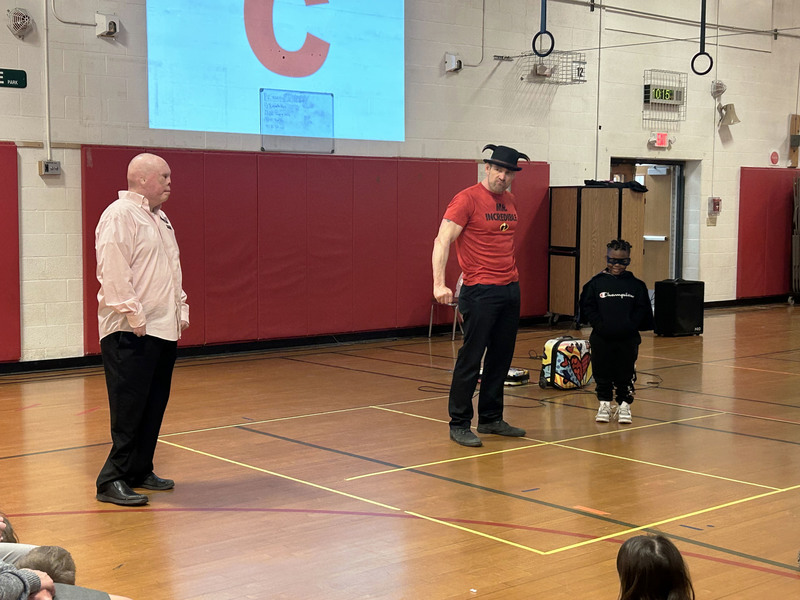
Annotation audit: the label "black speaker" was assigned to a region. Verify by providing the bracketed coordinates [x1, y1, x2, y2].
[654, 279, 704, 336]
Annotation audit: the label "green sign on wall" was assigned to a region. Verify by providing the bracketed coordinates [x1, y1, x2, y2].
[0, 69, 27, 88]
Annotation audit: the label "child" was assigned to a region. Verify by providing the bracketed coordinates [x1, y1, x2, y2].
[579, 239, 653, 424]
[617, 534, 695, 600]
[0, 512, 17, 543]
[16, 545, 76, 585]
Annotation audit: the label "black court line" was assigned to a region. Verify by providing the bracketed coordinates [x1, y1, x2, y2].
[0, 442, 109, 461]
[650, 385, 800, 411]
[236, 425, 800, 573]
[265, 353, 800, 446]
[282, 356, 452, 387]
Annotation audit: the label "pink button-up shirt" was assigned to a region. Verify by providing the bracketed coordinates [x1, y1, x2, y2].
[96, 191, 189, 341]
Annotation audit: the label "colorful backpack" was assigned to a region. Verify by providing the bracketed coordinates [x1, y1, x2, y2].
[539, 336, 593, 389]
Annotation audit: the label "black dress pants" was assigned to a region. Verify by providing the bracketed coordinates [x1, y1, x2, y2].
[97, 332, 177, 490]
[448, 282, 520, 429]
[588, 332, 638, 405]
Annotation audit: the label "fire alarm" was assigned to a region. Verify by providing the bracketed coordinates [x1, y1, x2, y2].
[708, 196, 721, 217]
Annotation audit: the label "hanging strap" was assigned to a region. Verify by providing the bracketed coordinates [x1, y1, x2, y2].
[691, 0, 713, 75]
[532, 0, 554, 57]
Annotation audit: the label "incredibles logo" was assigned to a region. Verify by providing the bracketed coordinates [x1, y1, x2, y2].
[244, 0, 330, 78]
[500, 223, 509, 231]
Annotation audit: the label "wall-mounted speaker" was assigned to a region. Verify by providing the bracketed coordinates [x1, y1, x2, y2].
[654, 279, 704, 336]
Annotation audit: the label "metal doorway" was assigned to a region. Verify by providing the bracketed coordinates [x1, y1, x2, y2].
[610, 159, 685, 289]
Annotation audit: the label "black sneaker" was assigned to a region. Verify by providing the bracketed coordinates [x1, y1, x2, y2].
[449, 427, 483, 447]
[476, 420, 526, 437]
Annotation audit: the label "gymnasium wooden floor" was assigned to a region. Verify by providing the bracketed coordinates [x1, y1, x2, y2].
[2, 304, 800, 599]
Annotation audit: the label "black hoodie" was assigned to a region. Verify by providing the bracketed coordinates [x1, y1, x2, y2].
[579, 270, 654, 342]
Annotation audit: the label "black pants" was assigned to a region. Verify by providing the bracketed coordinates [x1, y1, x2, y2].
[589, 332, 638, 405]
[448, 282, 520, 429]
[97, 332, 177, 490]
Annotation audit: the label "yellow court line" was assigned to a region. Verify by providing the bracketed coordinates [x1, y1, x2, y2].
[638, 352, 800, 377]
[641, 396, 800, 426]
[347, 413, 720, 481]
[543, 483, 800, 555]
[158, 405, 375, 437]
[160, 439, 545, 555]
[636, 354, 698, 364]
[370, 405, 450, 424]
[553, 412, 721, 444]
[710, 363, 800, 377]
[378, 395, 449, 407]
[161, 426, 800, 559]
[549, 441, 780, 491]
[158, 439, 402, 512]
[345, 442, 547, 481]
[159, 395, 449, 439]
[405, 511, 545, 555]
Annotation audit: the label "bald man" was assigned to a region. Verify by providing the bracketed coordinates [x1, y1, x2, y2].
[94, 153, 189, 506]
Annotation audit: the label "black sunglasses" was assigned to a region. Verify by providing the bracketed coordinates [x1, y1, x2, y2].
[606, 256, 631, 266]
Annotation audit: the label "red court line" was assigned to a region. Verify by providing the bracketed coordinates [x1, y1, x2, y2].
[9, 507, 799, 578]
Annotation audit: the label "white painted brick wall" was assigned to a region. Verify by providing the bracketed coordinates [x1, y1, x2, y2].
[6, 0, 800, 359]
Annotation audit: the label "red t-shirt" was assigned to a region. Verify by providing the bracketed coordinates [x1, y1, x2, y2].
[443, 182, 519, 285]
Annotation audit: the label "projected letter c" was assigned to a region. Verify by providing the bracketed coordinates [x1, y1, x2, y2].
[244, 0, 330, 78]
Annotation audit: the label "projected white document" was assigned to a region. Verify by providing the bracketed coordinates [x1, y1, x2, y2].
[147, 1, 404, 142]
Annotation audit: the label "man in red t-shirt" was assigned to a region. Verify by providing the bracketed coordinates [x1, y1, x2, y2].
[432, 144, 530, 447]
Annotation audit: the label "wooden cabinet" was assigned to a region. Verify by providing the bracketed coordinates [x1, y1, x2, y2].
[548, 186, 645, 319]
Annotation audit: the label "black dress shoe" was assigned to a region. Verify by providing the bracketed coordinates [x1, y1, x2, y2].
[135, 473, 174, 491]
[96, 481, 149, 506]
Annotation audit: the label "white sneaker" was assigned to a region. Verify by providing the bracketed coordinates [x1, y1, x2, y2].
[617, 401, 632, 424]
[595, 401, 612, 423]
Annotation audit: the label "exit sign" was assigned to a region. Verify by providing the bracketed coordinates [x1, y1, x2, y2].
[654, 132, 669, 147]
[0, 68, 27, 89]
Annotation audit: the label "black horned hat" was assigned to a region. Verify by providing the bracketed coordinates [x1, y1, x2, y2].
[482, 144, 529, 171]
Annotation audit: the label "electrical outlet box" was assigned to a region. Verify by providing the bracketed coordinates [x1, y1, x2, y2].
[96, 13, 119, 37]
[444, 52, 462, 73]
[38, 160, 61, 176]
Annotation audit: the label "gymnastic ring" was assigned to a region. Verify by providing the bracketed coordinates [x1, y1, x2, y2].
[532, 30, 555, 57]
[691, 51, 713, 76]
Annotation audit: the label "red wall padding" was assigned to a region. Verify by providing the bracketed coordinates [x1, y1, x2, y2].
[397, 160, 441, 327]
[737, 167, 797, 299]
[82, 146, 550, 353]
[307, 156, 355, 335]
[203, 153, 259, 343]
[511, 163, 551, 316]
[258, 154, 309, 339]
[353, 159, 398, 331]
[0, 143, 20, 362]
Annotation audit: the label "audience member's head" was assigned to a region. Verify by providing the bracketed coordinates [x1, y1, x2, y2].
[16, 545, 77, 585]
[0, 511, 18, 543]
[617, 534, 695, 600]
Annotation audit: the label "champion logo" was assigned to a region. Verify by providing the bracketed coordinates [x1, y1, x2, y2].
[599, 292, 634, 299]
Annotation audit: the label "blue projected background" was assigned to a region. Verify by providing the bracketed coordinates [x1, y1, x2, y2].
[147, 1, 404, 142]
